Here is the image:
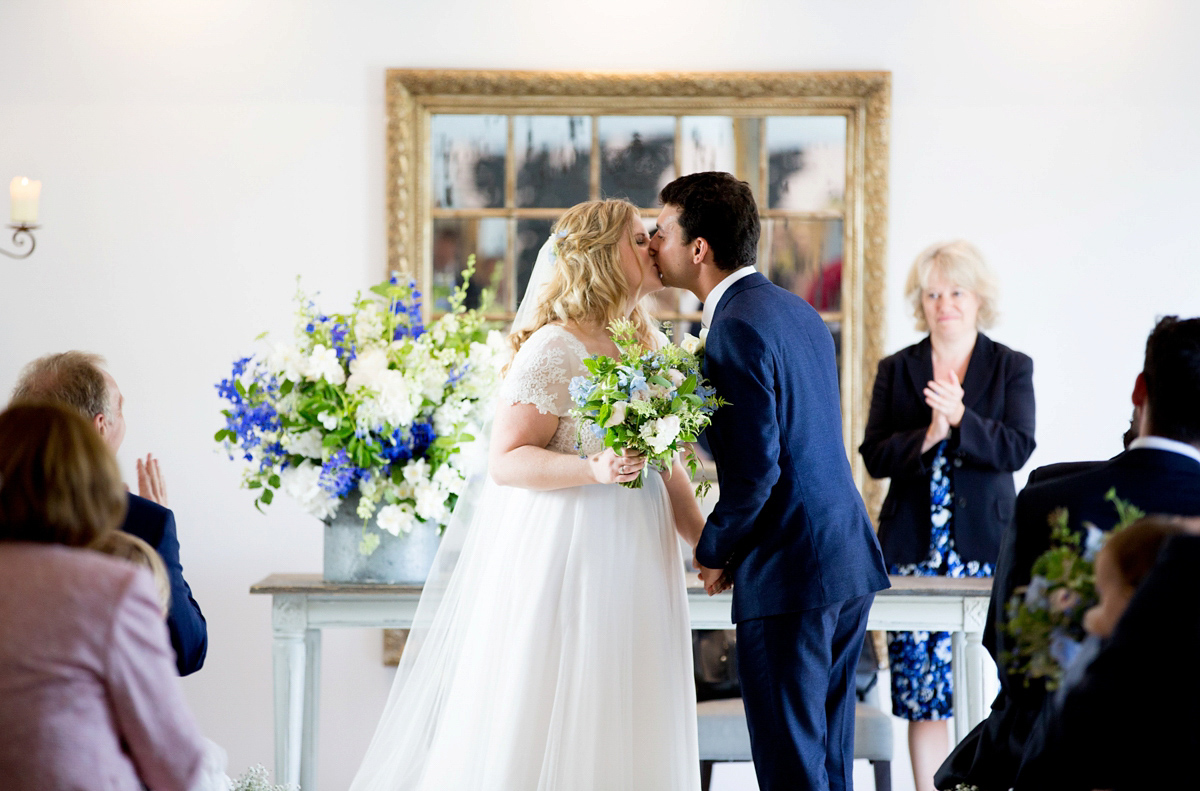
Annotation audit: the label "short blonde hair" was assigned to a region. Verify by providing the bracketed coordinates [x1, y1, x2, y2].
[90, 530, 172, 617]
[508, 199, 655, 358]
[0, 402, 126, 547]
[905, 240, 999, 333]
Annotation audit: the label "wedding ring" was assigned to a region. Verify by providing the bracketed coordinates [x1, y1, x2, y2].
[620, 465, 627, 474]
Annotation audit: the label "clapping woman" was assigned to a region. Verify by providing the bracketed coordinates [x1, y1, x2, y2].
[859, 241, 1036, 791]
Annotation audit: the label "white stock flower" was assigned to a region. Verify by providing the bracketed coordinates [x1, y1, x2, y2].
[280, 461, 340, 521]
[603, 401, 629, 428]
[432, 463, 466, 496]
[346, 347, 389, 393]
[355, 370, 421, 430]
[403, 458, 431, 485]
[281, 429, 324, 459]
[376, 503, 417, 536]
[268, 342, 308, 383]
[414, 481, 449, 523]
[642, 414, 682, 455]
[353, 302, 385, 345]
[305, 344, 345, 385]
[433, 398, 471, 436]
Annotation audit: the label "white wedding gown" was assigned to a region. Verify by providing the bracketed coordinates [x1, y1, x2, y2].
[349, 324, 700, 791]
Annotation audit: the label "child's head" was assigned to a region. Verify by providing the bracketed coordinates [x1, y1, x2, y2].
[90, 530, 171, 618]
[1084, 517, 1187, 638]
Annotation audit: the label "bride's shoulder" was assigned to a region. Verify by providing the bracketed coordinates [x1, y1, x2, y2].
[518, 324, 586, 356]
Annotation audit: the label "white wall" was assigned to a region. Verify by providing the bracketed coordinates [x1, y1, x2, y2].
[2, 1, 1199, 787]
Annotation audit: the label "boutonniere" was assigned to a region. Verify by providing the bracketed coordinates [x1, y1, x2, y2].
[681, 328, 708, 356]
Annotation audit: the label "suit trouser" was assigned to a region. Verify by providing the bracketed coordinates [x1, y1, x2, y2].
[736, 593, 875, 791]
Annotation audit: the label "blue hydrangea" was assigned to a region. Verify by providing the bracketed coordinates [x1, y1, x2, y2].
[616, 366, 647, 393]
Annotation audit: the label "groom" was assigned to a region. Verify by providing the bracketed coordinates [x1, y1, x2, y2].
[651, 172, 889, 791]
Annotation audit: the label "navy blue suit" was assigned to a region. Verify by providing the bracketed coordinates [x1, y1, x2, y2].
[121, 493, 207, 675]
[695, 271, 889, 791]
[937, 446, 1200, 789]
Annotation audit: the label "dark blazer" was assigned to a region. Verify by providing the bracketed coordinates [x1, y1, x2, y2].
[1024, 460, 1104, 486]
[121, 493, 207, 675]
[938, 446, 1200, 789]
[696, 272, 889, 622]
[860, 334, 1036, 567]
[1014, 534, 1200, 790]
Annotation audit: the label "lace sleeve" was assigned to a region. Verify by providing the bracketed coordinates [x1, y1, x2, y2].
[497, 327, 579, 416]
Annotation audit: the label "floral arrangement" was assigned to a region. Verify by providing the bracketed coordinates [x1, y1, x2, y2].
[1003, 488, 1144, 689]
[215, 259, 506, 555]
[568, 320, 725, 495]
[230, 765, 295, 791]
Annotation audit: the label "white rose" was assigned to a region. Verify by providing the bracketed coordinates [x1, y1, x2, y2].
[281, 429, 324, 459]
[602, 401, 629, 428]
[699, 328, 709, 347]
[666, 368, 686, 388]
[280, 461, 340, 521]
[680, 334, 702, 355]
[376, 503, 417, 537]
[643, 414, 682, 455]
[346, 347, 389, 393]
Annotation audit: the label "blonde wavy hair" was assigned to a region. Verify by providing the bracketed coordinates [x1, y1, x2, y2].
[508, 199, 656, 360]
[905, 240, 1000, 333]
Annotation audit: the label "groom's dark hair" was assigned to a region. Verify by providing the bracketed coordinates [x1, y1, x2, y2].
[659, 172, 759, 272]
[1142, 315, 1200, 444]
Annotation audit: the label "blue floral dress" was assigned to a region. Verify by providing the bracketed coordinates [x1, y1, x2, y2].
[887, 440, 994, 721]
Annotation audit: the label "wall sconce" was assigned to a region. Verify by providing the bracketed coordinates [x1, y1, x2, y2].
[3, 177, 41, 259]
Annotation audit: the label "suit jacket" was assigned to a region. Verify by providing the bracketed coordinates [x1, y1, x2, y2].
[1014, 534, 1200, 789]
[938, 446, 1200, 789]
[695, 271, 889, 622]
[0, 543, 206, 790]
[860, 334, 1036, 567]
[1024, 460, 1103, 486]
[121, 493, 207, 675]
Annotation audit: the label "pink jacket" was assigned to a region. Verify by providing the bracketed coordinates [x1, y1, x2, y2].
[0, 542, 206, 790]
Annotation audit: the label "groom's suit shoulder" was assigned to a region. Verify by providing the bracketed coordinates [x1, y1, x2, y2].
[713, 272, 828, 336]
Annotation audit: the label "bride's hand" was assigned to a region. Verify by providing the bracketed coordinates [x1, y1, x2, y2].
[589, 447, 646, 485]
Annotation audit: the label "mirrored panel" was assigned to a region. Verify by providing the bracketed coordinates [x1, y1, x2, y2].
[681, 116, 736, 176]
[514, 115, 591, 208]
[599, 116, 675, 207]
[766, 116, 847, 212]
[764, 218, 844, 312]
[432, 114, 507, 209]
[431, 217, 509, 311]
[515, 218, 556, 309]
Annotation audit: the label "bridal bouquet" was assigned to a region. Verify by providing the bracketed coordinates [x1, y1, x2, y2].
[215, 259, 506, 555]
[1003, 489, 1144, 688]
[568, 319, 725, 495]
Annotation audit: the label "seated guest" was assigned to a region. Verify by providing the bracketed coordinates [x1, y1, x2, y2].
[938, 315, 1200, 789]
[860, 240, 1035, 791]
[0, 402, 207, 790]
[11, 351, 207, 674]
[1014, 521, 1200, 789]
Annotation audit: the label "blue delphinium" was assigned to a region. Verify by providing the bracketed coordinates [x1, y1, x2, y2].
[330, 321, 356, 362]
[319, 450, 358, 496]
[216, 356, 285, 474]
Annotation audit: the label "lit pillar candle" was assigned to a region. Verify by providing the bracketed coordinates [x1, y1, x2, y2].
[10, 177, 41, 224]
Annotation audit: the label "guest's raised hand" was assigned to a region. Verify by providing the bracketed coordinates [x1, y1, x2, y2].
[924, 368, 966, 427]
[136, 453, 168, 507]
[588, 446, 646, 485]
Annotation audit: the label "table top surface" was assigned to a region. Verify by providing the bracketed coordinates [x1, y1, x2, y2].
[250, 573, 992, 597]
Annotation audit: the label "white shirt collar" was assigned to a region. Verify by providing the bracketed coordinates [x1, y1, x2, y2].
[701, 266, 757, 329]
[1129, 435, 1200, 466]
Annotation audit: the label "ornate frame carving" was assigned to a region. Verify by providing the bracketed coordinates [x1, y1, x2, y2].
[385, 69, 889, 508]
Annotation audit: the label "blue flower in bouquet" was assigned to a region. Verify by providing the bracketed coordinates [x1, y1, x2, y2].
[568, 375, 598, 406]
[410, 421, 436, 458]
[330, 321, 356, 362]
[616, 366, 647, 393]
[319, 450, 359, 496]
[1048, 630, 1082, 669]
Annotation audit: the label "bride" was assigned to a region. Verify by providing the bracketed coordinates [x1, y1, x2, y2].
[349, 199, 705, 790]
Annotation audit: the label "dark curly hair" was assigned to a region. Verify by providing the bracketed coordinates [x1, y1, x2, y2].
[1143, 315, 1200, 444]
[659, 172, 760, 272]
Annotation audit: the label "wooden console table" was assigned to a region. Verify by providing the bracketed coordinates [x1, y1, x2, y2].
[250, 574, 992, 790]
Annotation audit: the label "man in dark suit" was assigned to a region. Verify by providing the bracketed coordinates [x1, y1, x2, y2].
[651, 172, 889, 791]
[12, 352, 208, 675]
[938, 315, 1200, 789]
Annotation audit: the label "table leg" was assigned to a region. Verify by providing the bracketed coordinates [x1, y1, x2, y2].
[951, 631, 968, 744]
[963, 630, 987, 730]
[301, 628, 321, 790]
[273, 595, 310, 788]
